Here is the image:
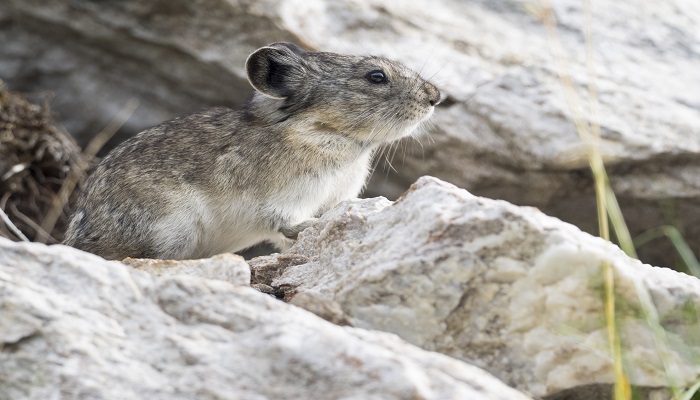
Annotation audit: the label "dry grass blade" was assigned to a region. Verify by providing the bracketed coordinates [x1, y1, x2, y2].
[532, 0, 698, 398]
[36, 98, 139, 244]
[534, 0, 631, 397]
[0, 207, 29, 242]
[9, 203, 54, 242]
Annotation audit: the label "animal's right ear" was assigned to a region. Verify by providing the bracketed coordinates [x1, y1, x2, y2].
[245, 43, 307, 99]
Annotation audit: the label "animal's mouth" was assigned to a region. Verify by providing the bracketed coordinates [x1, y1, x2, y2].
[342, 102, 436, 144]
[382, 113, 434, 143]
[421, 105, 435, 122]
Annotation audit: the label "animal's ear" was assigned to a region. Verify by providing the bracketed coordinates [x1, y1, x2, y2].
[245, 43, 307, 99]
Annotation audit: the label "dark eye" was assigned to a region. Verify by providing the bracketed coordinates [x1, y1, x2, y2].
[366, 70, 388, 84]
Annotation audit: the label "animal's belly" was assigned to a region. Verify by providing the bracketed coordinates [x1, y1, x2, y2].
[196, 198, 274, 256]
[161, 156, 372, 257]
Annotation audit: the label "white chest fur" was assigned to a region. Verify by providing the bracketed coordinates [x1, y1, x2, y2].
[266, 149, 373, 225]
[157, 148, 374, 258]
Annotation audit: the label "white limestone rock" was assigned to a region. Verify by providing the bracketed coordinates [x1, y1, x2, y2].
[259, 176, 700, 399]
[121, 253, 251, 286]
[0, 237, 531, 400]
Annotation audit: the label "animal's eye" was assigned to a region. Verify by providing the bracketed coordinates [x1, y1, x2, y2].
[366, 70, 388, 84]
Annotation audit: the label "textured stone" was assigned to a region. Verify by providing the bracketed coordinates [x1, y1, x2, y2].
[0, 237, 531, 400]
[252, 176, 700, 399]
[121, 253, 251, 286]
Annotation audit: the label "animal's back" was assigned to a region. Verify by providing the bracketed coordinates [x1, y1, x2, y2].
[64, 108, 245, 259]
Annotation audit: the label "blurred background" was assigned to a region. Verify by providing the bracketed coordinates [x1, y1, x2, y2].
[1, 0, 699, 270]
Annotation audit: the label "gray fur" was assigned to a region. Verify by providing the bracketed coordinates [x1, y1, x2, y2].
[64, 43, 441, 260]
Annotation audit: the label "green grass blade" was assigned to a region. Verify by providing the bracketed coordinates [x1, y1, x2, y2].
[680, 380, 700, 400]
[603, 180, 637, 259]
[634, 226, 700, 277]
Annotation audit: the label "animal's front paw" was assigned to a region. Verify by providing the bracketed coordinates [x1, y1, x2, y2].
[279, 218, 318, 240]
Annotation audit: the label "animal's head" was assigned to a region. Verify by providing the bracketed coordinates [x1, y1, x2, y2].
[246, 43, 440, 144]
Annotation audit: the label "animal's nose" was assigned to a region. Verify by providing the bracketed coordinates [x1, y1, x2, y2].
[424, 82, 441, 106]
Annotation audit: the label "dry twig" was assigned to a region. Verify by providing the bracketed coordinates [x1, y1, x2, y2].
[0, 206, 29, 242]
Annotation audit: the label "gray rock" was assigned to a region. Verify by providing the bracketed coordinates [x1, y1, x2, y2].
[252, 176, 700, 399]
[0, 0, 290, 145]
[0, 237, 532, 400]
[121, 253, 251, 286]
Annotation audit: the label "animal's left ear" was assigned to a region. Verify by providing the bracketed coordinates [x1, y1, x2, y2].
[245, 42, 307, 99]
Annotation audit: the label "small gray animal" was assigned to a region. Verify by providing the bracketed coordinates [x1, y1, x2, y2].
[64, 43, 441, 260]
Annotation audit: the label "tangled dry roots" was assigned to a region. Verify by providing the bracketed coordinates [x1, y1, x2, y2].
[0, 83, 86, 243]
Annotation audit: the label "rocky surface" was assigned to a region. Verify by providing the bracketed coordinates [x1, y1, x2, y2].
[0, 237, 532, 400]
[2, 0, 698, 267]
[250, 176, 700, 399]
[122, 253, 251, 286]
[2, 175, 699, 399]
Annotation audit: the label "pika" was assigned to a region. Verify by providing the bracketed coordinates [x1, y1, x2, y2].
[64, 43, 440, 260]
